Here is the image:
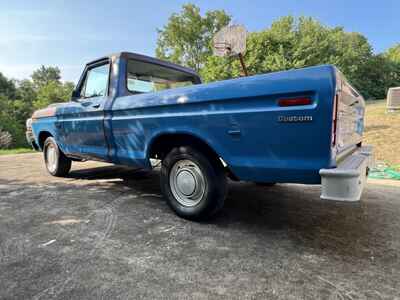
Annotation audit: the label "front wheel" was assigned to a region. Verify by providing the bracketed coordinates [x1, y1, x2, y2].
[43, 137, 71, 177]
[160, 146, 227, 220]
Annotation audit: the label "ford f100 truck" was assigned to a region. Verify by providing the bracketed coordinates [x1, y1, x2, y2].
[26, 52, 372, 220]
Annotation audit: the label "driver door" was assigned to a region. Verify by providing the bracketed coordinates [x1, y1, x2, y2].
[59, 61, 110, 160]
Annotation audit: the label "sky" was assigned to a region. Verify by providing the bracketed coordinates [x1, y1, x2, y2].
[0, 0, 399, 83]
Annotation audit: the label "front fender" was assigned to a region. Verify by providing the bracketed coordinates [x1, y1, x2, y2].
[31, 117, 61, 151]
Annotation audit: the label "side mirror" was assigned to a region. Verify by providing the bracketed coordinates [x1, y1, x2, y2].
[71, 89, 80, 101]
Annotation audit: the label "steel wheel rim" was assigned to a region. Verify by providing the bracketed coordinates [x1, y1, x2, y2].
[46, 144, 57, 173]
[169, 159, 206, 207]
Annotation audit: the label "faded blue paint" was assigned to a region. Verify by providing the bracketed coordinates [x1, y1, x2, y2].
[31, 53, 364, 184]
[56, 96, 109, 160]
[31, 116, 59, 147]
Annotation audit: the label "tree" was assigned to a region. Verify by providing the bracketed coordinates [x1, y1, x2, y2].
[34, 81, 74, 109]
[156, 3, 230, 71]
[0, 72, 17, 99]
[356, 54, 397, 99]
[157, 6, 399, 98]
[385, 44, 400, 64]
[12, 80, 37, 121]
[384, 44, 400, 88]
[0, 95, 25, 147]
[31, 65, 61, 89]
[29, 65, 73, 109]
[0, 67, 74, 147]
[17, 79, 37, 103]
[201, 16, 399, 99]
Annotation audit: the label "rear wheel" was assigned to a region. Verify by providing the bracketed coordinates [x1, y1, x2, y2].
[160, 146, 227, 220]
[43, 137, 71, 177]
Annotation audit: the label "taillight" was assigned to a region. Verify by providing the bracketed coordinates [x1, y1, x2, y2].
[278, 97, 312, 107]
[332, 94, 339, 146]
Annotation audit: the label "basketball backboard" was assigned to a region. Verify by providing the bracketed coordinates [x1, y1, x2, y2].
[213, 25, 247, 57]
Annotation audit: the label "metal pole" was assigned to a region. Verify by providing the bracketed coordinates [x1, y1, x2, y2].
[238, 53, 248, 76]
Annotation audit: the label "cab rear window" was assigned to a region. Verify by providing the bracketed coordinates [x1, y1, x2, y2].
[126, 60, 197, 94]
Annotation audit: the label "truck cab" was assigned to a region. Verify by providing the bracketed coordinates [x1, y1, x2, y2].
[54, 52, 200, 162]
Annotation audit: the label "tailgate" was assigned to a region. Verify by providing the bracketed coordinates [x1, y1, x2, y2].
[333, 70, 365, 160]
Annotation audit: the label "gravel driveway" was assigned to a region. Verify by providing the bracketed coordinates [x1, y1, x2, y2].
[0, 153, 399, 299]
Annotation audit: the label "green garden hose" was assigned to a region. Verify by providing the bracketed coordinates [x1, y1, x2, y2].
[368, 163, 400, 180]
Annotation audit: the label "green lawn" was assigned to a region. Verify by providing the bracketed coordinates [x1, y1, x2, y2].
[0, 148, 36, 155]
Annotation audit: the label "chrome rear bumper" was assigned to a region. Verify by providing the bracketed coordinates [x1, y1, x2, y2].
[319, 146, 373, 202]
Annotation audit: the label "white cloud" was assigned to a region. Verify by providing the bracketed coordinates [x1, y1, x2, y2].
[0, 64, 39, 79]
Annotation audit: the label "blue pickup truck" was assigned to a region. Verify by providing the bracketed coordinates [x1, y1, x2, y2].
[26, 52, 372, 220]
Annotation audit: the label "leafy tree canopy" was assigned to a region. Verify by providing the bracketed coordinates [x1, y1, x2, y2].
[31, 65, 61, 89]
[156, 3, 231, 71]
[0, 66, 74, 147]
[200, 16, 399, 99]
[34, 81, 74, 109]
[385, 44, 400, 64]
[0, 72, 17, 100]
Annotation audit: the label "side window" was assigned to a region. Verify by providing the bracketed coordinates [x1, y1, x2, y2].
[80, 63, 110, 98]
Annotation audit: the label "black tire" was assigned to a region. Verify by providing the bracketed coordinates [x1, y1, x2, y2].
[43, 137, 71, 177]
[160, 146, 227, 220]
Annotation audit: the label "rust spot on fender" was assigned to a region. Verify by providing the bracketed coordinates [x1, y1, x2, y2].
[32, 107, 56, 120]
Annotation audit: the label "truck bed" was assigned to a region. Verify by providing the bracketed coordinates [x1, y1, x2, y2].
[110, 65, 348, 184]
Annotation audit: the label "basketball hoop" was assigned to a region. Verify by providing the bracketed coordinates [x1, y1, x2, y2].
[213, 25, 247, 57]
[213, 25, 248, 76]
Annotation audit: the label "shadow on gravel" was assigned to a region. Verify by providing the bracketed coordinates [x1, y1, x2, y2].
[67, 165, 144, 180]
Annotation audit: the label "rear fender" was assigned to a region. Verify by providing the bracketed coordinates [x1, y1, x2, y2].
[146, 129, 227, 165]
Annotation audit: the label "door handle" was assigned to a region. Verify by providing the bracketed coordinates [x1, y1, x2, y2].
[228, 123, 241, 136]
[228, 129, 241, 136]
[92, 104, 100, 109]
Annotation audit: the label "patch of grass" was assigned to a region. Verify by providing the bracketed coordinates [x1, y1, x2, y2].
[364, 99, 400, 169]
[0, 148, 36, 155]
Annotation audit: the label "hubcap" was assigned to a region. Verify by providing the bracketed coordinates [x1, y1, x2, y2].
[46, 144, 57, 173]
[176, 170, 196, 196]
[169, 159, 206, 207]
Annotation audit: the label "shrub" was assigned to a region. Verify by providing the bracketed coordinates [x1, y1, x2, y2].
[0, 129, 13, 149]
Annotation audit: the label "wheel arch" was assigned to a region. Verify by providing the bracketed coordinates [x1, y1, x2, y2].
[147, 132, 225, 169]
[38, 131, 53, 150]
